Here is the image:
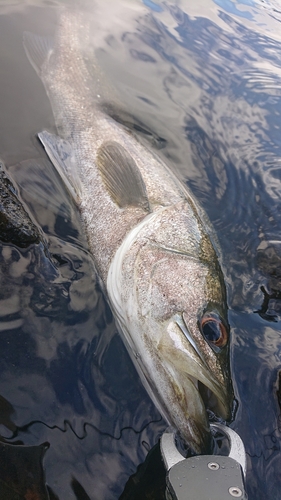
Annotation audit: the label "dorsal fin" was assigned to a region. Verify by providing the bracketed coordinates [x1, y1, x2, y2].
[97, 141, 150, 211]
[38, 131, 81, 203]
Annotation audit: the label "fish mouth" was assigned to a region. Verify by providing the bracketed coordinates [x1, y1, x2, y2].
[197, 379, 230, 422]
[163, 315, 233, 453]
[173, 314, 233, 424]
[182, 375, 232, 454]
[186, 373, 232, 425]
[170, 374, 231, 455]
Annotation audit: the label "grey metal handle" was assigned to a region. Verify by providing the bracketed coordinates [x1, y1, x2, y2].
[160, 423, 246, 477]
[160, 432, 186, 471]
[211, 422, 246, 477]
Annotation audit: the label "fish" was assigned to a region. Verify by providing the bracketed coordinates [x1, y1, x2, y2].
[23, 8, 233, 454]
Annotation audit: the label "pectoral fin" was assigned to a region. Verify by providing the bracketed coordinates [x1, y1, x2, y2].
[97, 141, 150, 211]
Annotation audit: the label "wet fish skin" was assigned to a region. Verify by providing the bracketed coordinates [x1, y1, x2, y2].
[23, 9, 233, 454]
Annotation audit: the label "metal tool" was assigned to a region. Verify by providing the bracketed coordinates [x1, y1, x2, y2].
[160, 423, 247, 500]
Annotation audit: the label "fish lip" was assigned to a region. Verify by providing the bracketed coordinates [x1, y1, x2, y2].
[187, 374, 231, 426]
[197, 379, 231, 422]
[198, 374, 233, 422]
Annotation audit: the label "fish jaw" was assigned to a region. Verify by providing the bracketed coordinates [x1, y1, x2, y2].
[180, 311, 233, 423]
[107, 205, 233, 454]
[159, 318, 233, 448]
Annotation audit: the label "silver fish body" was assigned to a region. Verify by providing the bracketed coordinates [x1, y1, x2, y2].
[24, 9, 233, 454]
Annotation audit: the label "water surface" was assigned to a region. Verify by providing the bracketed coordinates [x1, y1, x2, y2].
[0, 0, 281, 498]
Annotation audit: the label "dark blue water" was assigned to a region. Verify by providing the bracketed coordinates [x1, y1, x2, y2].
[0, 1, 281, 498]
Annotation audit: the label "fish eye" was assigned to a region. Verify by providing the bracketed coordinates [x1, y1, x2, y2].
[200, 313, 228, 349]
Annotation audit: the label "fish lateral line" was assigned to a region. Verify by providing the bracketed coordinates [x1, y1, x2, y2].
[146, 240, 205, 261]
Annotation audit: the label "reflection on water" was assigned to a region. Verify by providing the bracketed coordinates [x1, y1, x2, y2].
[0, 156, 165, 499]
[0, 0, 281, 498]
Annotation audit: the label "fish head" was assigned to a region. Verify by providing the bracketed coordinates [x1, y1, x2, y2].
[139, 251, 233, 454]
[109, 201, 234, 454]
